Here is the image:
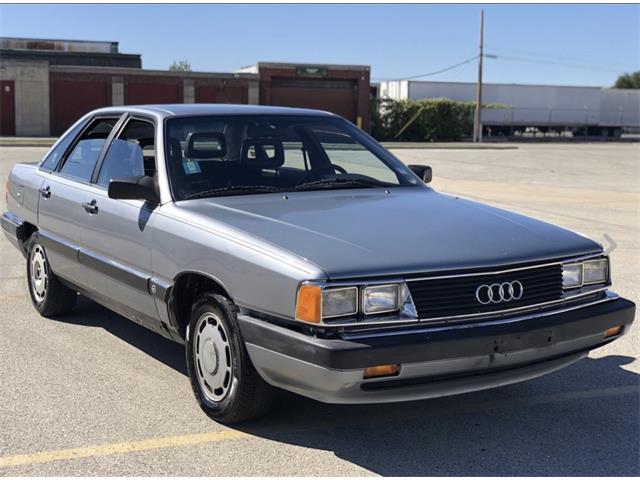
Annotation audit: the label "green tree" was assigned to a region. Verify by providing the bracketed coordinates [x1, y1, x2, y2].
[613, 71, 640, 89]
[169, 60, 192, 72]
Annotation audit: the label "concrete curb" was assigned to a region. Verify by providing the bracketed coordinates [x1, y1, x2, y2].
[0, 138, 57, 147]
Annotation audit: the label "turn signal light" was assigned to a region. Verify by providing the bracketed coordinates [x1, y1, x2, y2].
[295, 284, 321, 324]
[604, 325, 623, 338]
[363, 364, 400, 379]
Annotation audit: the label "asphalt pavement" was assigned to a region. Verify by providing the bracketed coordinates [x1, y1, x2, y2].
[0, 143, 637, 475]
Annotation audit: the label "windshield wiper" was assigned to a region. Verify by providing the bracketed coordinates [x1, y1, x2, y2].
[181, 185, 282, 200]
[293, 177, 390, 191]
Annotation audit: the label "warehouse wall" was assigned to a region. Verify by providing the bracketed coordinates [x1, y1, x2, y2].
[45, 66, 258, 135]
[0, 60, 50, 136]
[50, 71, 111, 135]
[252, 63, 371, 130]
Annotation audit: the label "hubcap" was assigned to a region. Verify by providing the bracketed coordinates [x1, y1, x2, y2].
[30, 244, 48, 303]
[193, 312, 233, 402]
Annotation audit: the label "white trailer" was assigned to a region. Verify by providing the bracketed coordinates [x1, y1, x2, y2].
[379, 80, 640, 137]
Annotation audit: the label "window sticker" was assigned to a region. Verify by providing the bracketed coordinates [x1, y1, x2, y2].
[183, 160, 201, 175]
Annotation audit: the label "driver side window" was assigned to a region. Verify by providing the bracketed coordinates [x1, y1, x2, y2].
[96, 119, 156, 188]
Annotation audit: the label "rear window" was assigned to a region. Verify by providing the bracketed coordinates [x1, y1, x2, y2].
[58, 118, 118, 182]
[40, 120, 87, 172]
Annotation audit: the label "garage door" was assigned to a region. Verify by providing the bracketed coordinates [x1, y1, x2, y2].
[196, 85, 246, 104]
[125, 81, 181, 105]
[269, 78, 357, 122]
[51, 80, 109, 136]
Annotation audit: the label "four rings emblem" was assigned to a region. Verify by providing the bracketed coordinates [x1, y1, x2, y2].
[475, 281, 524, 305]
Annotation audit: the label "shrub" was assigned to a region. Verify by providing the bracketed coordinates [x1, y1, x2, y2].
[371, 98, 503, 142]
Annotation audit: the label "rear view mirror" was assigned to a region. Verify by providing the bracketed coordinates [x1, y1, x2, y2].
[108, 176, 160, 203]
[408, 164, 432, 183]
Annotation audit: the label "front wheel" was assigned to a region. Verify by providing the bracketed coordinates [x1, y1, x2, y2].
[186, 293, 275, 424]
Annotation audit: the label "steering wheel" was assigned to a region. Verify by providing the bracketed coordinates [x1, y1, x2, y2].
[298, 164, 347, 184]
[330, 164, 348, 174]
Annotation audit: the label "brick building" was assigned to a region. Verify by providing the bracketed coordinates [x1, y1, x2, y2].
[0, 37, 371, 136]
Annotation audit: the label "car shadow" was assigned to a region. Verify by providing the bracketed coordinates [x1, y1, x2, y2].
[53, 295, 187, 375]
[56, 296, 639, 476]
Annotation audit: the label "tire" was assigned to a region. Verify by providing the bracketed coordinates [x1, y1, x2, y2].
[26, 233, 77, 317]
[186, 292, 275, 424]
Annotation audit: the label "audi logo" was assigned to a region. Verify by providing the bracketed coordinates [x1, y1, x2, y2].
[475, 281, 524, 305]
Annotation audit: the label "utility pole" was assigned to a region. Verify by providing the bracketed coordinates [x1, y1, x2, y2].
[473, 10, 484, 143]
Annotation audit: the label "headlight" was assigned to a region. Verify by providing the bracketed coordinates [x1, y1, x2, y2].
[322, 287, 358, 318]
[562, 257, 609, 289]
[362, 284, 399, 314]
[583, 259, 608, 285]
[295, 282, 418, 324]
[562, 263, 583, 288]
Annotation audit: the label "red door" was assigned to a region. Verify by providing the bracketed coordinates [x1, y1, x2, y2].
[0, 81, 16, 136]
[51, 79, 109, 136]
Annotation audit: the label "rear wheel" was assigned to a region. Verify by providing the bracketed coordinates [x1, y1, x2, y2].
[186, 293, 275, 424]
[26, 234, 77, 317]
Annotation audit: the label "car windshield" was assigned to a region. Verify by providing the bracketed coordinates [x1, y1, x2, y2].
[165, 115, 419, 200]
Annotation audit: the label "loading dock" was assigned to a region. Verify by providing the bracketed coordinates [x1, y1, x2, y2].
[240, 62, 371, 130]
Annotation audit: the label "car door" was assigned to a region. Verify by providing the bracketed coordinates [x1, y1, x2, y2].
[79, 115, 161, 327]
[37, 115, 123, 286]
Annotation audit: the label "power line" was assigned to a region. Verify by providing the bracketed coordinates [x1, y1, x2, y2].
[485, 52, 636, 73]
[484, 45, 636, 69]
[374, 55, 479, 82]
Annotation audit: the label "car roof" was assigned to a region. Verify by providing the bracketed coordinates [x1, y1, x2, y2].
[90, 103, 337, 119]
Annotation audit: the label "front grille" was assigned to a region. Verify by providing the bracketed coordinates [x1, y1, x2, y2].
[407, 264, 563, 320]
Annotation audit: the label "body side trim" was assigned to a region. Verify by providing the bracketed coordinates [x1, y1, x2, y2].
[78, 249, 150, 293]
[38, 229, 151, 294]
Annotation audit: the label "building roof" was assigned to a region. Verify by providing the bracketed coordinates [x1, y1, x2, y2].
[0, 37, 119, 53]
[238, 61, 370, 73]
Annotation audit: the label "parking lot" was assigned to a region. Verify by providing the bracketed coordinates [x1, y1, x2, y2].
[0, 143, 638, 476]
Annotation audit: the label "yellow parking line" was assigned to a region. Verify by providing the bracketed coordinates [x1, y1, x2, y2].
[0, 429, 248, 468]
[0, 384, 636, 468]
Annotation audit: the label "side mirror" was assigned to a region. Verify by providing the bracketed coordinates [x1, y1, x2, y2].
[408, 164, 432, 183]
[108, 176, 160, 204]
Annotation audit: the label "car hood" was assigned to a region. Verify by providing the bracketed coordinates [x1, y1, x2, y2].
[176, 188, 601, 279]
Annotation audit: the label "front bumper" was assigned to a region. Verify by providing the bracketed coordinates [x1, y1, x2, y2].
[238, 295, 635, 404]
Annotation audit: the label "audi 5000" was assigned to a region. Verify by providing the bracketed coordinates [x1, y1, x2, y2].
[2, 105, 635, 423]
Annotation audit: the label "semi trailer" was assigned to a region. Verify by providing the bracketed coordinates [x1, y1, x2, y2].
[379, 80, 640, 138]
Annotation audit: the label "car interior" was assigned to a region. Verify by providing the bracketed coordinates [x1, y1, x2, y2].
[165, 118, 403, 200]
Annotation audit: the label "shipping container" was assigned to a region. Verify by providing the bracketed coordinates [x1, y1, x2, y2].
[379, 80, 640, 137]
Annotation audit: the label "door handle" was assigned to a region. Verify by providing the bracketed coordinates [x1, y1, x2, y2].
[82, 200, 98, 214]
[39, 186, 51, 199]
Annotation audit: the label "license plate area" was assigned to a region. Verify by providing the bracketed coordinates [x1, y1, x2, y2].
[491, 328, 555, 354]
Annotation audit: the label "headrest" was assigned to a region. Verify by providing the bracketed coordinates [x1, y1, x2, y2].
[241, 139, 284, 169]
[185, 132, 226, 159]
[109, 139, 143, 161]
